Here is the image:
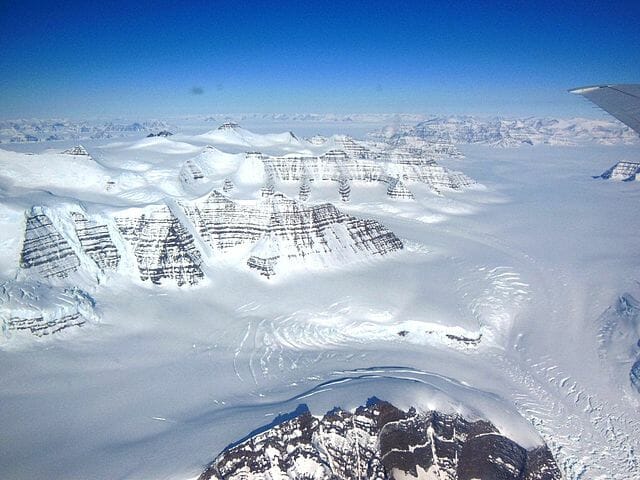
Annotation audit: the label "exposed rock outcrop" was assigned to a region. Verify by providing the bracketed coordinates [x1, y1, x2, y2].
[146, 130, 173, 137]
[61, 145, 90, 156]
[218, 122, 240, 131]
[222, 178, 234, 193]
[71, 212, 120, 272]
[386, 177, 414, 200]
[182, 191, 403, 278]
[199, 399, 562, 480]
[20, 207, 81, 279]
[298, 177, 311, 201]
[1, 281, 97, 337]
[262, 142, 473, 196]
[180, 159, 206, 185]
[338, 176, 351, 202]
[598, 161, 640, 181]
[17, 190, 404, 286]
[115, 205, 204, 286]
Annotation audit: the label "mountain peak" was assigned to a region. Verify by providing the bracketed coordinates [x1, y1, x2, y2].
[217, 121, 240, 131]
[61, 145, 90, 156]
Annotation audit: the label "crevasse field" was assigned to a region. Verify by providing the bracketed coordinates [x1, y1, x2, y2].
[1, 119, 639, 479]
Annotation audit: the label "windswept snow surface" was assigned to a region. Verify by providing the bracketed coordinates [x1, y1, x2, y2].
[0, 122, 639, 479]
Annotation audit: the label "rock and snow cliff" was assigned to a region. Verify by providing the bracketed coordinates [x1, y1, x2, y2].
[597, 161, 640, 181]
[1, 281, 97, 337]
[199, 399, 561, 480]
[16, 190, 403, 290]
[115, 205, 205, 286]
[182, 191, 403, 277]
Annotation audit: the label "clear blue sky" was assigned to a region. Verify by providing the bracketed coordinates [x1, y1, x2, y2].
[1, 0, 639, 119]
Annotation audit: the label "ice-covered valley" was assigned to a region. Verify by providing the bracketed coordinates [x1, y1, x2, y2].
[0, 120, 639, 479]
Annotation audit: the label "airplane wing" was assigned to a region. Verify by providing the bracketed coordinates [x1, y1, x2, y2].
[569, 84, 640, 135]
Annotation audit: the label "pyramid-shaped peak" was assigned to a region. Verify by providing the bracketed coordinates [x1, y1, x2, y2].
[307, 134, 327, 145]
[218, 121, 240, 131]
[62, 145, 90, 156]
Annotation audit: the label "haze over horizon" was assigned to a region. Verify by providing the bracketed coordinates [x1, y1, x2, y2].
[1, 0, 639, 119]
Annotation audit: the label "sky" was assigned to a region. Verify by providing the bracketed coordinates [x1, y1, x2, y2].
[1, 0, 639, 119]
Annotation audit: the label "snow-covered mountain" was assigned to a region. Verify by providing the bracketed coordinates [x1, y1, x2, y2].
[1, 121, 639, 480]
[4, 115, 635, 147]
[597, 161, 640, 181]
[201, 399, 561, 480]
[12, 191, 403, 290]
[373, 116, 639, 148]
[179, 123, 474, 200]
[0, 119, 173, 143]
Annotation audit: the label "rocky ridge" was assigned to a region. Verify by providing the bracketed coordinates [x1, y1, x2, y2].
[182, 191, 403, 277]
[1, 281, 97, 337]
[597, 161, 640, 181]
[20, 207, 81, 280]
[258, 138, 474, 199]
[199, 399, 562, 480]
[115, 205, 205, 286]
[16, 191, 402, 291]
[62, 145, 90, 156]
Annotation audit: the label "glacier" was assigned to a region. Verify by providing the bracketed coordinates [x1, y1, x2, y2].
[0, 119, 639, 479]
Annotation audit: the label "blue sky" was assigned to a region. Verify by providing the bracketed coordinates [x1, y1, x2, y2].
[1, 0, 639, 119]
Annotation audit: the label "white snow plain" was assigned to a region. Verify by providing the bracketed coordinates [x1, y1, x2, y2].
[0, 123, 639, 480]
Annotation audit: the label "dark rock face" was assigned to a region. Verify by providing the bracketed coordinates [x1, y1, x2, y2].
[222, 178, 234, 193]
[146, 130, 173, 137]
[183, 191, 267, 250]
[335, 135, 377, 159]
[61, 145, 90, 156]
[71, 212, 120, 271]
[18, 192, 403, 286]
[199, 400, 562, 480]
[261, 138, 473, 197]
[386, 178, 414, 200]
[5, 311, 86, 336]
[338, 176, 351, 202]
[218, 122, 240, 130]
[598, 161, 640, 181]
[183, 191, 403, 278]
[115, 206, 204, 286]
[20, 208, 81, 279]
[180, 159, 206, 185]
[1, 282, 96, 337]
[298, 177, 311, 201]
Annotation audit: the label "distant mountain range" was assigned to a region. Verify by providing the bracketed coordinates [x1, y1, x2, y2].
[371, 116, 639, 148]
[1, 115, 637, 146]
[0, 119, 172, 143]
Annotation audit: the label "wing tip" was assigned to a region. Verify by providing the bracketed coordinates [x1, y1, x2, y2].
[568, 85, 611, 95]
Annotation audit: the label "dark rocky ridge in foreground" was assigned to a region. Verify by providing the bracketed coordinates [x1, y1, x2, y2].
[199, 399, 561, 480]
